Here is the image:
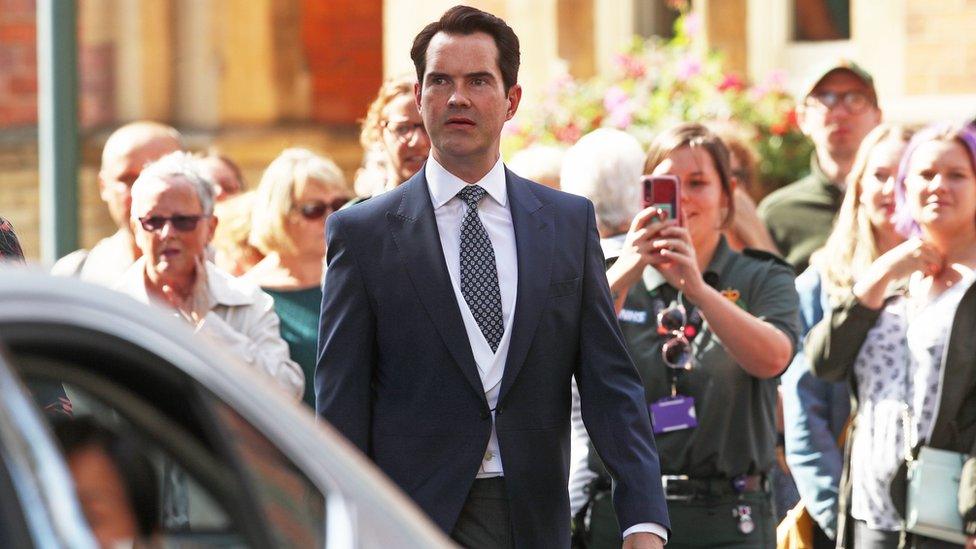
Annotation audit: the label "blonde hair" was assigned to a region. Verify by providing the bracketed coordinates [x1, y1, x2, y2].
[248, 148, 347, 255]
[812, 124, 914, 301]
[213, 191, 263, 276]
[360, 75, 416, 149]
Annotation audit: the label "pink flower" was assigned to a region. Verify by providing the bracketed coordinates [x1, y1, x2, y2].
[675, 55, 702, 81]
[503, 120, 523, 137]
[763, 69, 788, 91]
[718, 73, 744, 92]
[683, 12, 702, 37]
[603, 86, 630, 111]
[554, 123, 582, 144]
[607, 106, 634, 129]
[614, 53, 646, 78]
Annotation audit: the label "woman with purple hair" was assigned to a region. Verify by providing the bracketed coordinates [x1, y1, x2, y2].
[808, 121, 976, 548]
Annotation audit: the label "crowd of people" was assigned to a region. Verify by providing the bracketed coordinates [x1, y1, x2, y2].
[2, 4, 975, 549]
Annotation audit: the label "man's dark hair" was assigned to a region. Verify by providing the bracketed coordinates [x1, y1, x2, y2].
[52, 417, 160, 537]
[410, 5, 521, 93]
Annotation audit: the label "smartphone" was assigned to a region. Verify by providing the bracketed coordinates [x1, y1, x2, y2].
[641, 174, 681, 224]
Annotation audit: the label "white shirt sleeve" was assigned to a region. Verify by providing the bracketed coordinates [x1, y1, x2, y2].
[197, 304, 305, 401]
[621, 522, 669, 543]
[568, 379, 597, 515]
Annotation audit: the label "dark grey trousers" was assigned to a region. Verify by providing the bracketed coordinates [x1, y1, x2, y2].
[450, 477, 515, 549]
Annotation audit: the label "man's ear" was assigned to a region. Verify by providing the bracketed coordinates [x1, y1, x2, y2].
[505, 84, 522, 120]
[414, 81, 423, 113]
[98, 173, 111, 202]
[796, 104, 812, 137]
[205, 215, 218, 243]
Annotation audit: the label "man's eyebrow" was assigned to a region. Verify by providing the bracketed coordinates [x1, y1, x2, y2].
[465, 71, 495, 79]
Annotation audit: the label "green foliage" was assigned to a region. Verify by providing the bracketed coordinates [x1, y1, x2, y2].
[501, 12, 814, 195]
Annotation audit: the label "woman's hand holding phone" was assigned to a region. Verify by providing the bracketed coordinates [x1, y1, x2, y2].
[646, 218, 706, 298]
[608, 207, 679, 292]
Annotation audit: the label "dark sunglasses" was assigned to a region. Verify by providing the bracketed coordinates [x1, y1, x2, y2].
[657, 305, 695, 370]
[138, 215, 207, 233]
[296, 198, 350, 220]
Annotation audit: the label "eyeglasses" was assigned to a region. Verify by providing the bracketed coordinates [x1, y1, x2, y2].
[295, 198, 350, 220]
[803, 91, 872, 114]
[138, 215, 207, 233]
[382, 121, 427, 143]
[657, 304, 696, 370]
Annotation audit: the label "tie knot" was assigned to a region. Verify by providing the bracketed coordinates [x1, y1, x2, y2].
[457, 185, 488, 209]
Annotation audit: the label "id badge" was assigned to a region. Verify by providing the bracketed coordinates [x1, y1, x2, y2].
[650, 396, 697, 434]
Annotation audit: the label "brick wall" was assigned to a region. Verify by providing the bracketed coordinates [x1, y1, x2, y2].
[302, 0, 383, 124]
[0, 0, 38, 127]
[905, 0, 976, 95]
[0, 0, 113, 129]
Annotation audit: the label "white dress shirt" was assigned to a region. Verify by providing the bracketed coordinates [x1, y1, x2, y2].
[426, 155, 517, 478]
[427, 156, 667, 543]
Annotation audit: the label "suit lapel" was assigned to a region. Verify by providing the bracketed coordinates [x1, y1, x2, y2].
[499, 171, 554, 403]
[386, 173, 487, 405]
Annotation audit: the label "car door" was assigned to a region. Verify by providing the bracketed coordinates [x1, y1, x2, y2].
[0, 346, 97, 549]
[0, 270, 453, 548]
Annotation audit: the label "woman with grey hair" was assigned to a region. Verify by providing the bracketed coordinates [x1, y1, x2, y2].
[115, 151, 304, 400]
[559, 128, 645, 259]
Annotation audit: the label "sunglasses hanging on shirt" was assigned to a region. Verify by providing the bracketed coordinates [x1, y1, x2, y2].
[652, 292, 703, 395]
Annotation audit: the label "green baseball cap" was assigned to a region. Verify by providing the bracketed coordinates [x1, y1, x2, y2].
[798, 58, 877, 105]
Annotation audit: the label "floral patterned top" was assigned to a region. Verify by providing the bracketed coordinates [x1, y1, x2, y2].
[850, 272, 976, 530]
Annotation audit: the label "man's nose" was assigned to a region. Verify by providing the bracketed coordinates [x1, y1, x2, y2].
[158, 219, 177, 237]
[448, 84, 470, 108]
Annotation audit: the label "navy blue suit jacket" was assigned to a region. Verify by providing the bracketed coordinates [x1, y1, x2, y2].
[315, 168, 669, 547]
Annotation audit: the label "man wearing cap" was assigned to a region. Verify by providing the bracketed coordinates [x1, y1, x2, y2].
[758, 60, 882, 273]
[52, 121, 183, 287]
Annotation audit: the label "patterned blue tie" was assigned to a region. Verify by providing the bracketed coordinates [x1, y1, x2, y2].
[457, 185, 504, 352]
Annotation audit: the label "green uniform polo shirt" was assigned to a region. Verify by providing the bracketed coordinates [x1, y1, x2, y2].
[757, 157, 844, 274]
[613, 237, 801, 478]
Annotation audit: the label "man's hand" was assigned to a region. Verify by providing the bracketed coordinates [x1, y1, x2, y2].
[623, 532, 665, 549]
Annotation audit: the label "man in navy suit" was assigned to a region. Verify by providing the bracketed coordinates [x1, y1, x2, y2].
[316, 6, 668, 548]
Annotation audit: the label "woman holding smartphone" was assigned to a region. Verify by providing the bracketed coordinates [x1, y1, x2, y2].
[809, 121, 976, 548]
[574, 123, 800, 548]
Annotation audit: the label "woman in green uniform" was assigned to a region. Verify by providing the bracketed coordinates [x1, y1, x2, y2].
[572, 123, 800, 548]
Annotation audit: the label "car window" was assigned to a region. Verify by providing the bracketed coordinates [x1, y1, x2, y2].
[28, 376, 240, 542]
[6, 339, 275, 548]
[1, 322, 330, 548]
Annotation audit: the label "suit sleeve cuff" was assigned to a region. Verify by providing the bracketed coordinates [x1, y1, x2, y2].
[622, 522, 669, 543]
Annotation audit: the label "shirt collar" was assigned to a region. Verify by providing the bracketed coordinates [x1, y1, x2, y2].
[810, 154, 846, 193]
[116, 257, 253, 308]
[425, 155, 508, 210]
[642, 235, 733, 292]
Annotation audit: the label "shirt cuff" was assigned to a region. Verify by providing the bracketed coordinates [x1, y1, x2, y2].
[622, 522, 669, 543]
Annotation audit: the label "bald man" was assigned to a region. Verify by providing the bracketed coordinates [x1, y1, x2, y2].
[52, 121, 183, 286]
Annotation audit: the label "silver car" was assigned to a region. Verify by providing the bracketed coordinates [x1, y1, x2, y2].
[0, 270, 453, 548]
